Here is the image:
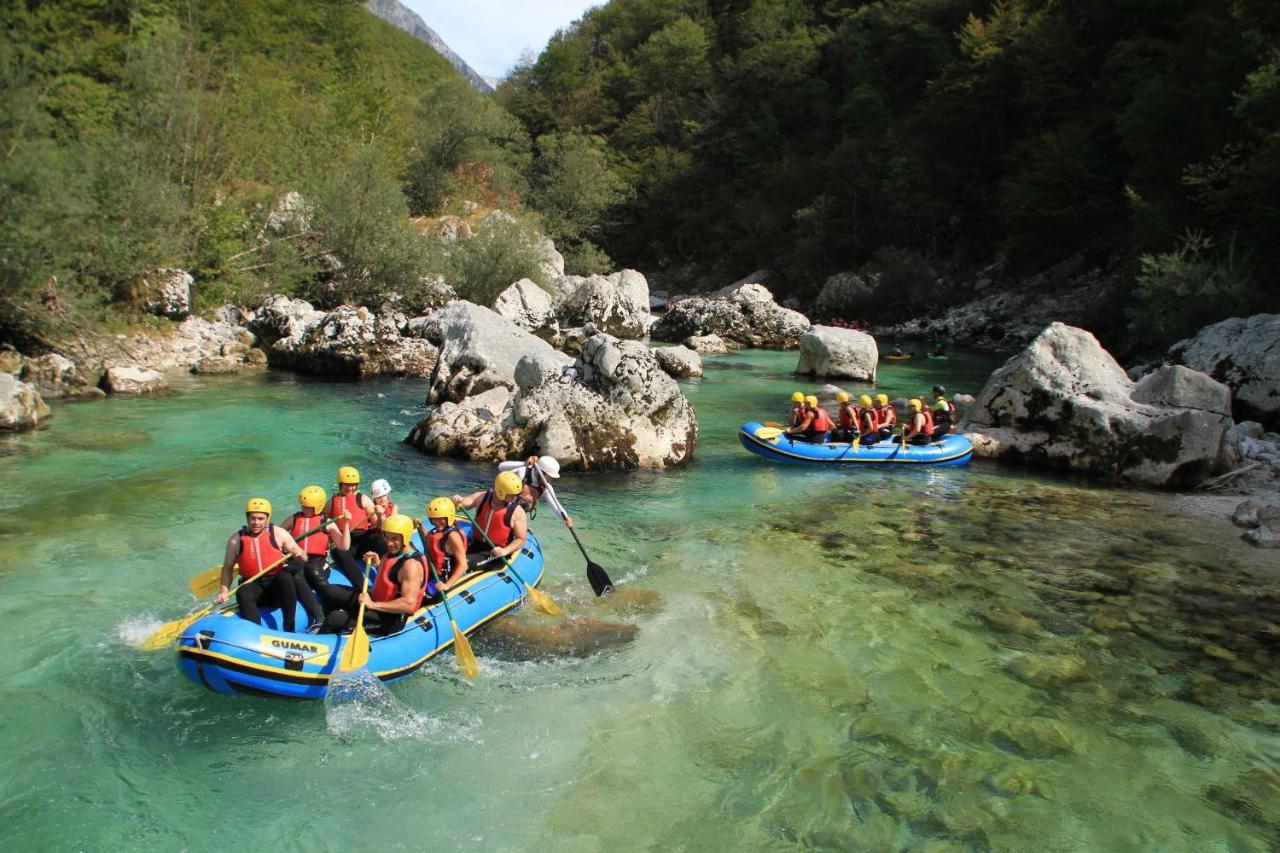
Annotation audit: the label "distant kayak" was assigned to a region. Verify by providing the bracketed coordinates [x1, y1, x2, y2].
[883, 353, 913, 361]
[927, 353, 950, 361]
[738, 422, 973, 467]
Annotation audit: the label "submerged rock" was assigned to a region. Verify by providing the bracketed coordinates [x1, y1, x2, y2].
[486, 616, 639, 658]
[794, 326, 878, 381]
[0, 373, 52, 431]
[959, 323, 1233, 488]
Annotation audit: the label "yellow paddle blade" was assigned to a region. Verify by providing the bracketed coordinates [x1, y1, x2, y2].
[140, 605, 213, 651]
[754, 426, 783, 440]
[526, 584, 563, 617]
[763, 421, 784, 429]
[338, 623, 370, 672]
[452, 621, 479, 679]
[188, 565, 223, 597]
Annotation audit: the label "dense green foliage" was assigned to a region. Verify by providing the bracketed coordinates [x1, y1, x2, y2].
[0, 0, 566, 349]
[502, 0, 1280, 352]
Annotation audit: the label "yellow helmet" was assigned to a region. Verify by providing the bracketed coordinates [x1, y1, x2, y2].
[875, 393, 889, 406]
[804, 395, 818, 407]
[791, 391, 805, 403]
[298, 485, 326, 510]
[245, 497, 272, 517]
[495, 470, 523, 501]
[382, 513, 415, 545]
[909, 398, 923, 411]
[858, 394, 873, 408]
[427, 496, 457, 526]
[835, 391, 851, 403]
[337, 466, 360, 485]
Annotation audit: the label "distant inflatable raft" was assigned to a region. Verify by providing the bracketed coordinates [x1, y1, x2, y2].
[738, 421, 973, 467]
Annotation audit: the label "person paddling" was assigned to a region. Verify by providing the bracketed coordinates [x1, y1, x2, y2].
[855, 394, 880, 444]
[216, 498, 309, 632]
[902, 398, 935, 445]
[327, 466, 383, 559]
[453, 471, 529, 570]
[931, 385, 956, 438]
[320, 515, 425, 636]
[874, 393, 897, 441]
[787, 395, 833, 444]
[283, 485, 348, 629]
[787, 391, 806, 429]
[419, 497, 469, 598]
[498, 455, 571, 525]
[834, 392, 857, 442]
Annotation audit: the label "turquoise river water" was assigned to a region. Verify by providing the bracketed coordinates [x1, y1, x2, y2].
[1, 349, 1279, 850]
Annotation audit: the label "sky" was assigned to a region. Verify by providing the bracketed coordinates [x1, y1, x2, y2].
[403, 0, 601, 81]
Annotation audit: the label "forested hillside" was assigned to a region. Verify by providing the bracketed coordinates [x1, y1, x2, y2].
[1, 0, 608, 350]
[501, 0, 1280, 353]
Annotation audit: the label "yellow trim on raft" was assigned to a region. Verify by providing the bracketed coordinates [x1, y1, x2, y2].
[739, 428, 971, 465]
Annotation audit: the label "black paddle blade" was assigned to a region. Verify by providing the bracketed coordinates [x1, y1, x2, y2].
[586, 560, 614, 596]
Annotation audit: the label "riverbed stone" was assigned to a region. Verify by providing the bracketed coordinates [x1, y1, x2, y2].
[191, 355, 246, 375]
[1243, 526, 1280, 549]
[1005, 652, 1086, 686]
[993, 718, 1080, 757]
[1167, 313, 1280, 427]
[486, 616, 639, 658]
[0, 373, 52, 431]
[20, 353, 103, 399]
[101, 365, 168, 395]
[683, 333, 728, 354]
[959, 323, 1233, 488]
[794, 325, 878, 381]
[653, 345, 703, 378]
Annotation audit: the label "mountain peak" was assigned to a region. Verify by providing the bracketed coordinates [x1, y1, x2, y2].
[364, 0, 494, 94]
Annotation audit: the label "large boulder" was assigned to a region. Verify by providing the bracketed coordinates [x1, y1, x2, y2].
[557, 269, 651, 339]
[958, 323, 1233, 488]
[536, 237, 566, 281]
[20, 353, 103, 399]
[653, 345, 703, 378]
[795, 326, 878, 382]
[250, 296, 436, 378]
[812, 273, 875, 320]
[1167, 314, 1280, 428]
[406, 333, 699, 470]
[493, 278, 557, 332]
[417, 300, 570, 403]
[651, 280, 809, 349]
[0, 374, 51, 431]
[141, 268, 194, 319]
[102, 365, 168, 395]
[684, 334, 728, 355]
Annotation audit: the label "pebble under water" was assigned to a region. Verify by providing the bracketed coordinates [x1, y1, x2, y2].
[0, 350, 1278, 850]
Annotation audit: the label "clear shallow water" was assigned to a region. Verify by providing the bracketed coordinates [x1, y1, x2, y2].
[2, 351, 1279, 850]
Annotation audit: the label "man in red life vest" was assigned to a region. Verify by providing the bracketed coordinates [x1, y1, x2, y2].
[285, 485, 356, 623]
[902, 398, 935, 445]
[452, 470, 529, 571]
[216, 498, 309, 631]
[833, 391, 857, 442]
[327, 465, 384, 559]
[787, 395, 833, 443]
[855, 394, 880, 444]
[320, 514, 426, 636]
[874, 393, 897, 441]
[419, 497, 469, 598]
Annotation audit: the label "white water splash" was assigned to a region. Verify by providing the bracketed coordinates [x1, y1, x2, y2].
[324, 669, 472, 743]
[116, 615, 166, 648]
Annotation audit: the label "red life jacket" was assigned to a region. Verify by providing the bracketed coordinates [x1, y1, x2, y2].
[472, 489, 519, 547]
[808, 406, 834, 433]
[838, 404, 857, 428]
[789, 404, 805, 428]
[916, 408, 934, 435]
[877, 405, 896, 427]
[237, 525, 286, 580]
[423, 524, 461, 581]
[374, 499, 398, 520]
[287, 512, 329, 557]
[327, 491, 371, 532]
[859, 408, 878, 433]
[371, 550, 425, 609]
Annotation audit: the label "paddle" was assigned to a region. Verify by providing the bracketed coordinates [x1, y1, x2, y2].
[754, 426, 783, 440]
[337, 557, 373, 672]
[423, 553, 479, 679]
[187, 519, 336, 596]
[534, 472, 614, 596]
[458, 508, 561, 617]
[141, 554, 290, 651]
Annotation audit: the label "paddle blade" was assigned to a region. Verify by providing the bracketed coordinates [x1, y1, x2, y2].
[188, 565, 222, 597]
[586, 560, 614, 596]
[754, 426, 783, 440]
[338, 623, 370, 672]
[451, 622, 479, 679]
[526, 584, 563, 617]
[140, 609, 205, 651]
[763, 421, 784, 429]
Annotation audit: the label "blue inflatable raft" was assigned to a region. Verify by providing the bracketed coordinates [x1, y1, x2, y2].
[176, 526, 544, 700]
[738, 421, 973, 467]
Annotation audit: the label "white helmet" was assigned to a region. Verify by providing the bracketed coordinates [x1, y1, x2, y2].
[536, 456, 560, 479]
[369, 478, 391, 499]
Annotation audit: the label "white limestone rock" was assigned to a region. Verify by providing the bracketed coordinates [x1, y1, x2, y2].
[102, 365, 168, 395]
[653, 345, 703, 378]
[558, 269, 651, 339]
[493, 278, 557, 332]
[0, 373, 52, 430]
[795, 326, 878, 382]
[652, 279, 810, 349]
[142, 268, 194, 319]
[683, 334, 729, 355]
[1168, 314, 1280, 427]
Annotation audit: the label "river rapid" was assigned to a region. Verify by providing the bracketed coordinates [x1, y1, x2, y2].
[1, 349, 1278, 850]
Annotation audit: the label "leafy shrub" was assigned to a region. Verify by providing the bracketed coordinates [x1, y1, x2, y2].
[442, 214, 547, 306]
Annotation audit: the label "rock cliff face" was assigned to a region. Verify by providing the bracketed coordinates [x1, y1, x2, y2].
[959, 323, 1232, 488]
[362, 0, 494, 93]
[651, 281, 810, 349]
[1166, 314, 1280, 428]
[406, 329, 699, 470]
